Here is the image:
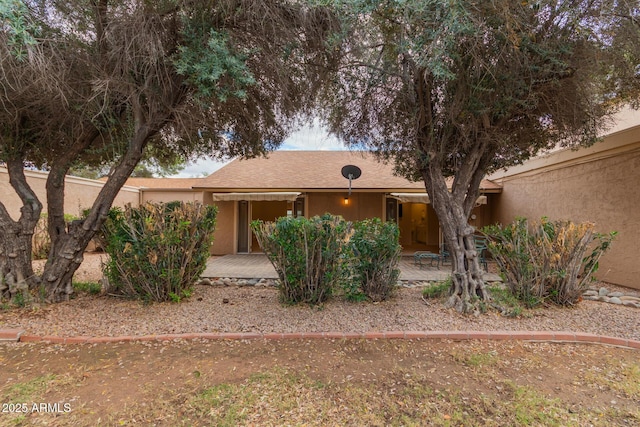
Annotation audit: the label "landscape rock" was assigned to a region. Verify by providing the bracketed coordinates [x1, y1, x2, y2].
[580, 288, 640, 309]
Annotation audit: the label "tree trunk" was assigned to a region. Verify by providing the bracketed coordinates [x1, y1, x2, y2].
[0, 223, 40, 299]
[0, 159, 43, 299]
[420, 147, 493, 314]
[41, 122, 157, 302]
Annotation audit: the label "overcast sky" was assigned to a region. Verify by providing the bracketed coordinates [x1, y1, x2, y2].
[170, 122, 347, 178]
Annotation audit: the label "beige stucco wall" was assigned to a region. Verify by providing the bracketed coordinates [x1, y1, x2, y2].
[210, 200, 235, 255]
[307, 191, 384, 221]
[490, 130, 640, 289]
[0, 167, 139, 220]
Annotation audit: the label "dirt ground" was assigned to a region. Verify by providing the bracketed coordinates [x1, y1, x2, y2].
[0, 338, 638, 426]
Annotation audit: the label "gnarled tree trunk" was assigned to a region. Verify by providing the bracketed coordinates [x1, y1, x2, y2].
[41, 122, 157, 302]
[0, 159, 42, 299]
[420, 144, 494, 314]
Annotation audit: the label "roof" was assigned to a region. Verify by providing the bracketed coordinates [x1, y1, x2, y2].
[123, 177, 204, 189]
[198, 151, 501, 192]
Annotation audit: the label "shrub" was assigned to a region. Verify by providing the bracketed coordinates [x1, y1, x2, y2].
[103, 202, 217, 302]
[421, 279, 452, 300]
[487, 284, 527, 318]
[483, 217, 616, 307]
[251, 214, 352, 305]
[348, 218, 401, 302]
[72, 281, 102, 295]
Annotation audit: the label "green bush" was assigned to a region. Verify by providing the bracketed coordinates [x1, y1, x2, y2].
[483, 217, 616, 307]
[421, 279, 452, 300]
[348, 218, 400, 302]
[251, 214, 352, 305]
[72, 281, 102, 295]
[103, 202, 217, 302]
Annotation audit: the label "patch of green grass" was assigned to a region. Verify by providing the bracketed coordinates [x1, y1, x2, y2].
[2, 374, 57, 402]
[422, 280, 451, 299]
[466, 351, 498, 368]
[585, 362, 640, 400]
[191, 383, 245, 427]
[72, 281, 101, 295]
[507, 381, 565, 426]
[11, 292, 28, 308]
[616, 364, 640, 398]
[488, 285, 531, 317]
[185, 368, 320, 426]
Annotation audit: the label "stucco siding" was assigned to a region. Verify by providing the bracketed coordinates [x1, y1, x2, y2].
[210, 201, 235, 255]
[492, 147, 640, 289]
[0, 167, 139, 220]
[307, 192, 384, 221]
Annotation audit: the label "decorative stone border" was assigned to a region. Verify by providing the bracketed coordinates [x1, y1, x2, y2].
[1, 328, 638, 350]
[583, 287, 640, 308]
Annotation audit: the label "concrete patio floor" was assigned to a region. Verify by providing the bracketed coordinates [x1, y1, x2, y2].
[202, 254, 502, 282]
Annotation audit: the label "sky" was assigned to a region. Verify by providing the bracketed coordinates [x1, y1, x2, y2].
[170, 121, 347, 178]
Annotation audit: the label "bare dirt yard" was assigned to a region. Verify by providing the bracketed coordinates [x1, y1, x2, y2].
[0, 253, 638, 426]
[0, 339, 638, 426]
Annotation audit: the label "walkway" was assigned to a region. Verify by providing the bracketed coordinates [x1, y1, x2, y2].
[201, 254, 503, 282]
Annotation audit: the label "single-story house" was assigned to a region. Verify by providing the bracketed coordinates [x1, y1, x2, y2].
[137, 151, 502, 255]
[3, 109, 638, 289]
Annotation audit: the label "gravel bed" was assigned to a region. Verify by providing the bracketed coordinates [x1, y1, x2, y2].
[3, 253, 637, 341]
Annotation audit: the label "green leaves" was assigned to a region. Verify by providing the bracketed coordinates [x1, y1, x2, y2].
[175, 27, 256, 103]
[103, 202, 218, 302]
[0, 0, 38, 60]
[348, 218, 401, 302]
[483, 217, 617, 307]
[252, 215, 401, 304]
[252, 214, 351, 305]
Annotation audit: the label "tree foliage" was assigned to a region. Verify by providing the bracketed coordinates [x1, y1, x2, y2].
[0, 0, 340, 302]
[321, 0, 625, 313]
[600, 0, 640, 107]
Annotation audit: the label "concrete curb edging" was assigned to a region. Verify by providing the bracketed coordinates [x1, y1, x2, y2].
[0, 329, 638, 349]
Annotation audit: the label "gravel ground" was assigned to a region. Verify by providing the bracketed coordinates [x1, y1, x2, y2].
[3, 253, 637, 341]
